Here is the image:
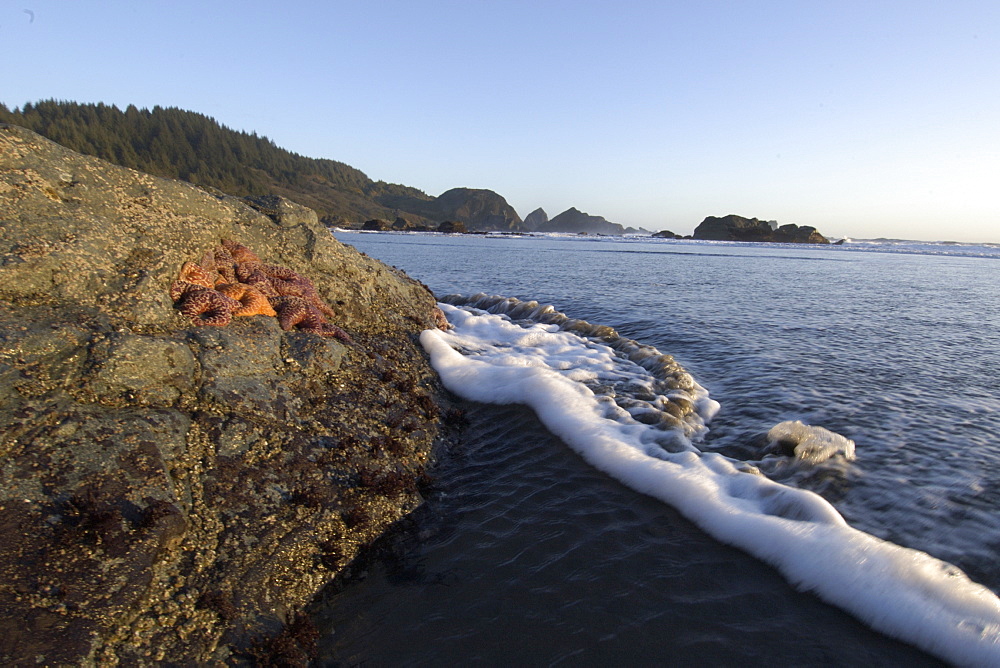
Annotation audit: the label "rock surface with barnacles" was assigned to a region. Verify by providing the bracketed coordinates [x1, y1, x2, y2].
[0, 124, 447, 664]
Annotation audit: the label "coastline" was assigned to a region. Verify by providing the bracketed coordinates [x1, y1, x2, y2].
[314, 234, 1000, 666]
[333, 228, 1000, 260]
[4, 122, 996, 664]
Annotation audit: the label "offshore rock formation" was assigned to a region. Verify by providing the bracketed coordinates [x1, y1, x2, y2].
[433, 187, 522, 230]
[522, 207, 548, 231]
[436, 220, 467, 234]
[376, 187, 522, 231]
[0, 124, 446, 664]
[693, 214, 830, 244]
[537, 207, 626, 235]
[770, 223, 831, 244]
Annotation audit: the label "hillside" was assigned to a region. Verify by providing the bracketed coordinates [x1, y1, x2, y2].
[0, 100, 520, 229]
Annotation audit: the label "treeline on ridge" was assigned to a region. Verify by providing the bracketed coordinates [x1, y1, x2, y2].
[0, 100, 433, 224]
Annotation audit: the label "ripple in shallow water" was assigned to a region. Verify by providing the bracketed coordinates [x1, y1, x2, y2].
[312, 402, 942, 666]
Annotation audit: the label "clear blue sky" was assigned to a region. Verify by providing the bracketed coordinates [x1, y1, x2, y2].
[3, 1, 998, 242]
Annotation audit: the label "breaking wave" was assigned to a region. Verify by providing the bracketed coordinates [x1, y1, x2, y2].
[421, 294, 1000, 666]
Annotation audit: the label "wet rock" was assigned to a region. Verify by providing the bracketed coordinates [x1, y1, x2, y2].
[0, 124, 446, 664]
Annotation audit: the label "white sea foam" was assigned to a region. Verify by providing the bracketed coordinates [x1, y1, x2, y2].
[420, 302, 1000, 666]
[766, 420, 856, 463]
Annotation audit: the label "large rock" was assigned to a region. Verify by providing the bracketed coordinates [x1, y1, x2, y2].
[693, 214, 829, 244]
[771, 223, 830, 244]
[0, 124, 446, 664]
[692, 214, 773, 241]
[362, 218, 390, 230]
[428, 187, 521, 231]
[436, 220, 467, 234]
[538, 207, 626, 235]
[522, 207, 548, 231]
[376, 187, 522, 231]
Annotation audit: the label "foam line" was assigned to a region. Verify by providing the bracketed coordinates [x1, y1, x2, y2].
[420, 303, 1000, 666]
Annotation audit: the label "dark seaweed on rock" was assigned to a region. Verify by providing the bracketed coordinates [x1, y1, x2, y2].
[0, 124, 449, 664]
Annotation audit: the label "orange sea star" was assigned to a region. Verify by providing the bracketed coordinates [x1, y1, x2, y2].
[221, 239, 261, 265]
[217, 283, 277, 317]
[176, 286, 241, 326]
[172, 240, 351, 341]
[178, 261, 221, 289]
[271, 296, 353, 343]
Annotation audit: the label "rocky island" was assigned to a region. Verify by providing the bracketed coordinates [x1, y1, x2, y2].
[0, 124, 449, 664]
[534, 207, 626, 236]
[692, 214, 831, 244]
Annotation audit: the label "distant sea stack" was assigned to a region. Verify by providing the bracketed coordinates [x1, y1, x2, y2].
[523, 207, 548, 231]
[431, 187, 522, 231]
[538, 207, 626, 235]
[693, 214, 830, 244]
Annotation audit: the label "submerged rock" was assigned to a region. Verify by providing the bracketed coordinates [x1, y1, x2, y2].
[0, 124, 446, 664]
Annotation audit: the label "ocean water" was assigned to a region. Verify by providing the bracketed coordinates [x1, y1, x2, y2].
[314, 232, 1000, 666]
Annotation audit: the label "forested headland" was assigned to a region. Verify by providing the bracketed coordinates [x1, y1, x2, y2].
[0, 100, 434, 225]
